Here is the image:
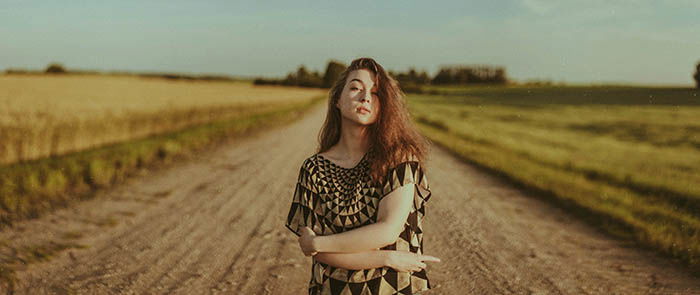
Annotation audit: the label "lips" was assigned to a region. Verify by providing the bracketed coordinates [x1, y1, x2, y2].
[357, 106, 371, 114]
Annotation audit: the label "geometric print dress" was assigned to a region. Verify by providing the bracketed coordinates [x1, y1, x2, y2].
[285, 148, 433, 295]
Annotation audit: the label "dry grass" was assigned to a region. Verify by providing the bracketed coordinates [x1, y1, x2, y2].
[0, 74, 324, 165]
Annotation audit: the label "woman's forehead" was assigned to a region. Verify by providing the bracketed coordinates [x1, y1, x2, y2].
[348, 69, 377, 87]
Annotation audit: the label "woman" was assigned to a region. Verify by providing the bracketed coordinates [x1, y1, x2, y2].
[285, 57, 440, 295]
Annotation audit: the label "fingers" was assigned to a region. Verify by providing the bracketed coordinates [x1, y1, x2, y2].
[418, 255, 441, 263]
[411, 262, 426, 272]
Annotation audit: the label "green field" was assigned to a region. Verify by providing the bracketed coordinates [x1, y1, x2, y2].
[407, 86, 700, 268]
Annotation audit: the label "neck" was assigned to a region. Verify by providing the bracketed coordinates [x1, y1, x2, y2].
[337, 118, 371, 158]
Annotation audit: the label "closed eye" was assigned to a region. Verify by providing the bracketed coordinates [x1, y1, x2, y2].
[350, 87, 377, 96]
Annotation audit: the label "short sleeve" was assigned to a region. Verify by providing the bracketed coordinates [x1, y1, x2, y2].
[381, 160, 432, 208]
[285, 159, 317, 237]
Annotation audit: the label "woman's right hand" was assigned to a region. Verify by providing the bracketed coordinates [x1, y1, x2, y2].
[384, 250, 441, 273]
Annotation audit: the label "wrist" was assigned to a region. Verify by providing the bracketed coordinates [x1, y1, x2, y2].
[312, 235, 324, 252]
[381, 250, 394, 268]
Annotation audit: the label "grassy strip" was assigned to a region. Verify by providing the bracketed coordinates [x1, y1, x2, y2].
[416, 123, 700, 274]
[0, 95, 324, 227]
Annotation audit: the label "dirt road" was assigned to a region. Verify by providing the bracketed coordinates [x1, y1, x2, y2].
[3, 102, 700, 294]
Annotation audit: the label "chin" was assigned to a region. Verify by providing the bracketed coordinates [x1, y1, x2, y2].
[351, 119, 373, 126]
[360, 120, 377, 126]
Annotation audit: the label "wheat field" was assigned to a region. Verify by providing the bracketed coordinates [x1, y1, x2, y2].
[0, 74, 324, 165]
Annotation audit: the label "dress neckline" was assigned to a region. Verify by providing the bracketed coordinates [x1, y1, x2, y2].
[316, 150, 370, 170]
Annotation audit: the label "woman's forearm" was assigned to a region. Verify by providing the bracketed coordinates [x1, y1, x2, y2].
[313, 222, 401, 253]
[313, 250, 389, 270]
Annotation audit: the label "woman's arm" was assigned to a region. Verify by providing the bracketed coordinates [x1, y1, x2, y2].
[302, 184, 415, 254]
[313, 250, 388, 270]
[314, 250, 442, 273]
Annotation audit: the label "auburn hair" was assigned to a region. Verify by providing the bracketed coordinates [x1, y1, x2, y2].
[316, 57, 432, 185]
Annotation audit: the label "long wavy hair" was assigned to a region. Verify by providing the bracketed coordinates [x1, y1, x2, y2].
[316, 57, 431, 184]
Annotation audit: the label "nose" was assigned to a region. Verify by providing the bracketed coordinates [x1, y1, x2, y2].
[360, 90, 371, 103]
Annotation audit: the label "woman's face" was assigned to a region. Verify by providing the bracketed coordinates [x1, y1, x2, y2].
[335, 69, 380, 126]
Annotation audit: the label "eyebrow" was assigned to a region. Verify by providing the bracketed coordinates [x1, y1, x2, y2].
[350, 79, 376, 89]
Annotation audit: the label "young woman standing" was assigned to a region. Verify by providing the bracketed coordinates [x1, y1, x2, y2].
[285, 57, 440, 295]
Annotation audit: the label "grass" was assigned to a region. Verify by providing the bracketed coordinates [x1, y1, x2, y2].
[0, 93, 324, 292]
[0, 74, 324, 165]
[407, 86, 700, 272]
[0, 94, 325, 227]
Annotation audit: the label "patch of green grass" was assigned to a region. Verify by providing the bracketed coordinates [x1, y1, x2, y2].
[408, 87, 700, 272]
[422, 84, 700, 106]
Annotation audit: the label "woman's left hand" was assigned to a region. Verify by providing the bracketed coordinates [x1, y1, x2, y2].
[298, 227, 318, 256]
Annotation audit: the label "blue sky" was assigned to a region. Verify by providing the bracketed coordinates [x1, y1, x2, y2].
[1, 0, 699, 85]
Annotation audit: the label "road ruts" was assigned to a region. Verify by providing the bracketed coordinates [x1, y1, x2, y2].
[3, 102, 700, 294]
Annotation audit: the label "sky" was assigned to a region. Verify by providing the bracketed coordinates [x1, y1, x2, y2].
[1, 0, 699, 85]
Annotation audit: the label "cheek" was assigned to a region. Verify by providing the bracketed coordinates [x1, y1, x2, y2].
[340, 99, 351, 112]
[336, 96, 347, 109]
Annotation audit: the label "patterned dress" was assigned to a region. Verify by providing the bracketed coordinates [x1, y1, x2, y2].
[285, 149, 433, 295]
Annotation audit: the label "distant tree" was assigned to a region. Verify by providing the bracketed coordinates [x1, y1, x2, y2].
[45, 62, 66, 74]
[297, 65, 323, 87]
[296, 65, 309, 80]
[280, 65, 323, 87]
[694, 62, 700, 89]
[253, 78, 281, 85]
[494, 68, 507, 83]
[432, 68, 454, 84]
[392, 67, 431, 87]
[408, 68, 417, 82]
[417, 70, 430, 84]
[5, 68, 31, 74]
[323, 60, 347, 88]
[431, 65, 507, 85]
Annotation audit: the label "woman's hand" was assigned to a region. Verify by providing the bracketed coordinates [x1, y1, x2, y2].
[385, 250, 440, 273]
[298, 227, 318, 256]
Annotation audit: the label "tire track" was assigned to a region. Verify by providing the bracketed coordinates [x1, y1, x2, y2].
[50, 169, 240, 292]
[125, 133, 294, 293]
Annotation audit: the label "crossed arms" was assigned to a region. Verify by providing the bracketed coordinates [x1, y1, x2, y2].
[299, 184, 415, 270]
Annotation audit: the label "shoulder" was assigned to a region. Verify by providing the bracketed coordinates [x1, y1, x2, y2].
[295, 155, 321, 192]
[387, 153, 422, 173]
[297, 153, 322, 180]
[380, 153, 429, 190]
[301, 153, 322, 171]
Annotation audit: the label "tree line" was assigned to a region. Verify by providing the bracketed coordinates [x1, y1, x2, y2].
[5, 63, 245, 82]
[253, 61, 511, 92]
[7, 61, 698, 89]
[253, 60, 347, 88]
